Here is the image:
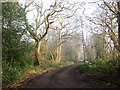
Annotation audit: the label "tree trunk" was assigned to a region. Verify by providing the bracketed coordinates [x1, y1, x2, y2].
[56, 30, 62, 63]
[58, 30, 62, 62]
[82, 29, 86, 62]
[118, 2, 120, 46]
[50, 51, 55, 64]
[117, 2, 120, 54]
[35, 41, 42, 65]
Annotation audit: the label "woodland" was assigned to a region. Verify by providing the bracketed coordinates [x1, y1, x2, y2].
[1, 0, 120, 88]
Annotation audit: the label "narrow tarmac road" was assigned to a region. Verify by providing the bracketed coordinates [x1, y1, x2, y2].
[25, 63, 110, 88]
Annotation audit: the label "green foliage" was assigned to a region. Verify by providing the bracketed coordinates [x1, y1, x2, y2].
[44, 52, 52, 63]
[2, 60, 20, 88]
[78, 63, 90, 73]
[92, 34, 105, 59]
[2, 3, 35, 88]
[1, 2, 75, 89]
[78, 57, 120, 74]
[72, 59, 78, 63]
[2, 2, 27, 63]
[19, 52, 34, 68]
[42, 52, 67, 68]
[2, 51, 35, 88]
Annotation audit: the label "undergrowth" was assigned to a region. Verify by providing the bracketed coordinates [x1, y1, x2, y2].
[78, 57, 120, 74]
[2, 58, 72, 89]
[78, 57, 120, 86]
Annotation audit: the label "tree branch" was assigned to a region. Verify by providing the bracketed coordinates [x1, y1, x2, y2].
[104, 2, 118, 16]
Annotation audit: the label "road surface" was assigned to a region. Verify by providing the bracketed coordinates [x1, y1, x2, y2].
[25, 63, 110, 88]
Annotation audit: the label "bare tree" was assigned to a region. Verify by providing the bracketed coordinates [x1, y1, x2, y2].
[23, 0, 80, 65]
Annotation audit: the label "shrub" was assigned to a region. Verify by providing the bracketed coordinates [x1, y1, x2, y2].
[78, 57, 120, 74]
[2, 62, 21, 88]
[78, 63, 90, 73]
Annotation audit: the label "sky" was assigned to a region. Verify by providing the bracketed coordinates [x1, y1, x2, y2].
[19, 0, 109, 59]
[19, 0, 102, 43]
[22, 0, 100, 20]
[25, 0, 99, 28]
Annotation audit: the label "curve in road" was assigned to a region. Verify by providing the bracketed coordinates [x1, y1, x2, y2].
[25, 63, 110, 88]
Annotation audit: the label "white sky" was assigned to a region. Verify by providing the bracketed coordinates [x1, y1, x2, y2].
[19, 0, 102, 42]
[24, 0, 100, 20]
